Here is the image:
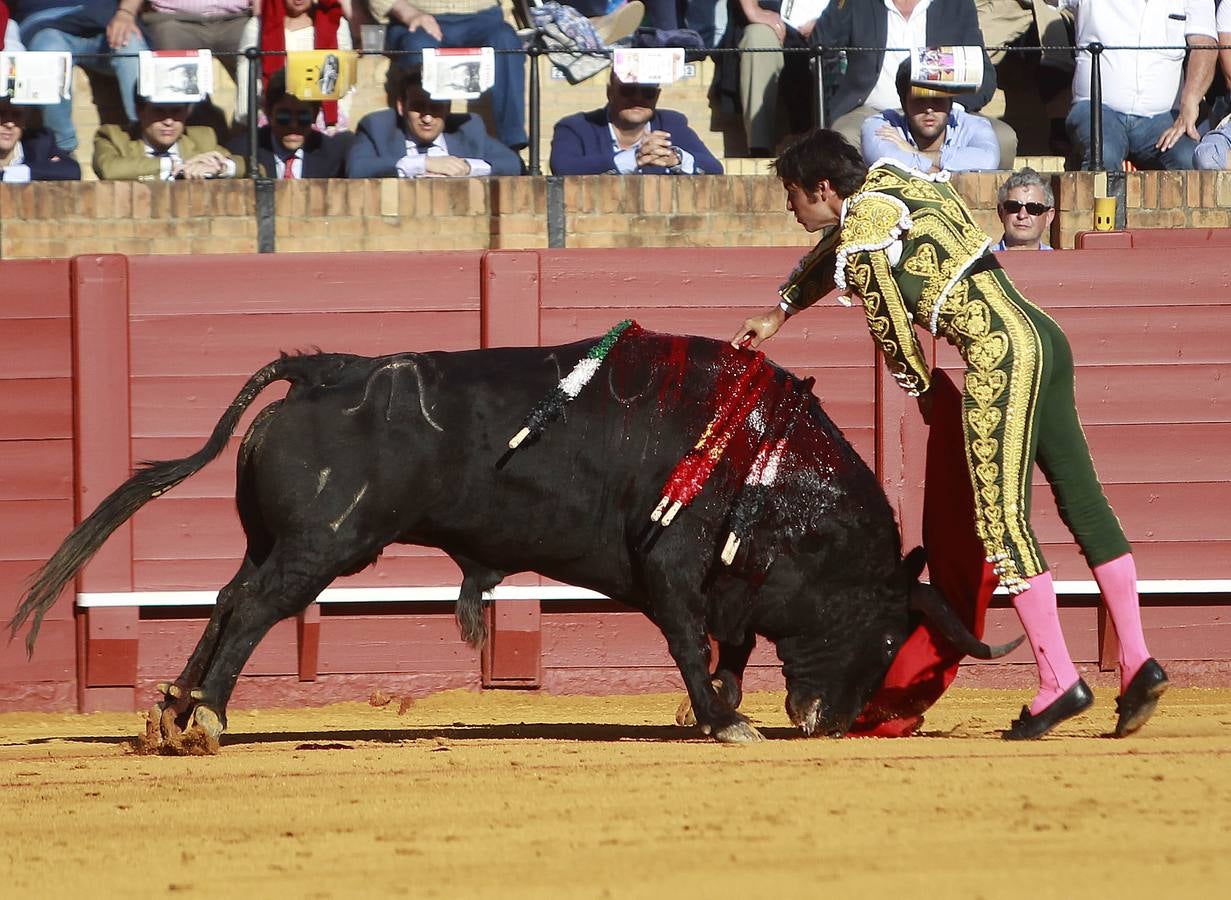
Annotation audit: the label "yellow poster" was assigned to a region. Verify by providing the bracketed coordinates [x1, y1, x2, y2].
[286, 50, 358, 102]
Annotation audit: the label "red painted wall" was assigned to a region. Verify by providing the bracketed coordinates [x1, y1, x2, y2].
[0, 260, 76, 707]
[0, 243, 1228, 711]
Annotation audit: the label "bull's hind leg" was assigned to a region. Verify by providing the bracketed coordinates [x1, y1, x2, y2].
[156, 535, 364, 749]
[149, 557, 259, 742]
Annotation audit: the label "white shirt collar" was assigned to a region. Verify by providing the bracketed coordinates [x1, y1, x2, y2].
[2, 140, 24, 169]
[607, 121, 651, 152]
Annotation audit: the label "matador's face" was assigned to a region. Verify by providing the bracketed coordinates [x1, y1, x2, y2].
[784, 180, 840, 233]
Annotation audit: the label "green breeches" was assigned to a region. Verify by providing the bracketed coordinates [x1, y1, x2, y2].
[940, 269, 1131, 591]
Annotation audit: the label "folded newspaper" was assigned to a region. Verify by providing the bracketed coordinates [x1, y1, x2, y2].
[612, 48, 685, 85]
[139, 50, 214, 104]
[780, 0, 829, 30]
[910, 46, 983, 97]
[422, 48, 495, 100]
[0, 52, 72, 105]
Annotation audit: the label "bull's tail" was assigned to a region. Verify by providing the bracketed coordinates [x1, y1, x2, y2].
[9, 357, 301, 656]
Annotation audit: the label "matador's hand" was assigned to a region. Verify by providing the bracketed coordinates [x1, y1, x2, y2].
[731, 306, 787, 349]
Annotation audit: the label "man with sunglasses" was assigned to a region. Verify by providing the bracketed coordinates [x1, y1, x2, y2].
[93, 88, 242, 180]
[347, 65, 520, 178]
[992, 166, 1054, 251]
[732, 128, 1168, 741]
[227, 69, 349, 179]
[0, 97, 81, 181]
[549, 71, 723, 176]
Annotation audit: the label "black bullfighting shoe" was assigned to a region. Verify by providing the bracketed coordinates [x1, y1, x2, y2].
[1002, 678, 1094, 740]
[1114, 658, 1169, 738]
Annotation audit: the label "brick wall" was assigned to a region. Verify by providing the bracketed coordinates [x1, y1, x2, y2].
[5, 171, 1231, 259]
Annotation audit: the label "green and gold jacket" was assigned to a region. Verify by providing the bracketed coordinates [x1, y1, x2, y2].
[780, 160, 992, 396]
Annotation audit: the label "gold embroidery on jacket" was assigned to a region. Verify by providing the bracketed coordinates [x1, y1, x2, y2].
[848, 252, 931, 394]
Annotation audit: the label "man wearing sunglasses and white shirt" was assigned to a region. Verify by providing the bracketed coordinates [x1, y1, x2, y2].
[992, 167, 1055, 251]
[227, 69, 350, 179]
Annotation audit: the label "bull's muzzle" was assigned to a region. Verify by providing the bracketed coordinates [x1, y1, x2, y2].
[785, 693, 822, 736]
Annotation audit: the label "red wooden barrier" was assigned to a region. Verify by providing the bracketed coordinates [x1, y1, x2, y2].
[0, 245, 1228, 712]
[0, 259, 76, 708]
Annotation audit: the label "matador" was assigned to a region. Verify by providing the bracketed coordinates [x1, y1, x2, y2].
[734, 128, 1168, 740]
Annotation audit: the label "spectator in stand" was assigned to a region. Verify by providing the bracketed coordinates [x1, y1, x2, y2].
[94, 87, 243, 179]
[815, 0, 1017, 166]
[236, 0, 353, 130]
[346, 64, 520, 177]
[974, 0, 1075, 156]
[1194, 111, 1231, 168]
[11, 0, 148, 157]
[710, 0, 819, 156]
[0, 96, 82, 180]
[1189, 0, 1231, 169]
[550, 70, 723, 175]
[227, 67, 349, 176]
[1054, 0, 1217, 171]
[992, 166, 1054, 250]
[2, 0, 26, 50]
[139, 0, 255, 81]
[566, 0, 678, 32]
[369, 0, 526, 151]
[860, 58, 999, 172]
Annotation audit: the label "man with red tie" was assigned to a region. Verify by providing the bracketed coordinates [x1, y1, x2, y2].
[227, 68, 351, 179]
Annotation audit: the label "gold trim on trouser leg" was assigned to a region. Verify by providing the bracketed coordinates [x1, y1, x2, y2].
[944, 272, 1046, 592]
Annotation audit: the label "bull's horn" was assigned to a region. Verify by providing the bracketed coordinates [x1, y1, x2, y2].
[720, 533, 740, 566]
[909, 583, 1024, 660]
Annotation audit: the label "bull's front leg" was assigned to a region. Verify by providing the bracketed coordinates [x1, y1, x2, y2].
[660, 625, 764, 744]
[675, 634, 755, 728]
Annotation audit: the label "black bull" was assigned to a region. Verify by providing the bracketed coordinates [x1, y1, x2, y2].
[11, 329, 1015, 744]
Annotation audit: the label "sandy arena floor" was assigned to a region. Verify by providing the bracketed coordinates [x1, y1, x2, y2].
[1, 687, 1228, 899]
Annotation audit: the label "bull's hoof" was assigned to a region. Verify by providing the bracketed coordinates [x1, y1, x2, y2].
[132, 698, 223, 756]
[675, 694, 698, 728]
[713, 670, 743, 710]
[193, 705, 223, 741]
[674, 674, 744, 728]
[714, 719, 765, 744]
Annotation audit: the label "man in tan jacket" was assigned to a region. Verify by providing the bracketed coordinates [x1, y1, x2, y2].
[94, 93, 244, 181]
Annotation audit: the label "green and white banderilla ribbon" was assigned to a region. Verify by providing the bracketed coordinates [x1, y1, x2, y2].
[508, 319, 636, 450]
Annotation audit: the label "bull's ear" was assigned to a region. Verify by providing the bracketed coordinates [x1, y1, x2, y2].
[901, 546, 927, 581]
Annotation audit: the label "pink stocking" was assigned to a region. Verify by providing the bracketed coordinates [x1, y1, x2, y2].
[1012, 570, 1081, 714]
[1092, 553, 1151, 692]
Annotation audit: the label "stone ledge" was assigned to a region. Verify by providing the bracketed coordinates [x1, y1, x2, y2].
[3, 171, 1230, 259]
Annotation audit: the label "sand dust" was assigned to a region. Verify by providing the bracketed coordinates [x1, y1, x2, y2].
[1, 687, 1228, 898]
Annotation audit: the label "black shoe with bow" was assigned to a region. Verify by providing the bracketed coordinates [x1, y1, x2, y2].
[1114, 658, 1169, 737]
[1002, 678, 1094, 740]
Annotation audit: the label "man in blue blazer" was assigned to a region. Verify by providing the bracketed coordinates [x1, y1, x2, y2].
[0, 99, 81, 182]
[550, 73, 724, 176]
[346, 67, 522, 179]
[815, 0, 1015, 164]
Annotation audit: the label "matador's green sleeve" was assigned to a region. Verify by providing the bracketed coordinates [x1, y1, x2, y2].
[838, 193, 932, 396]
